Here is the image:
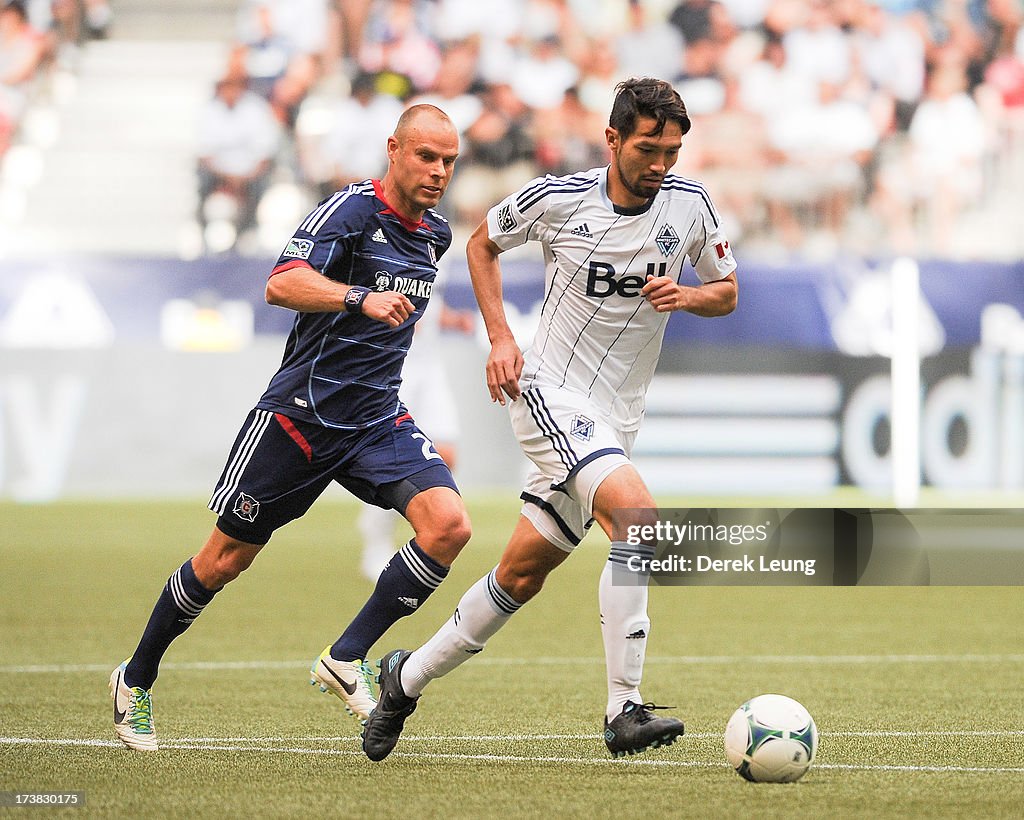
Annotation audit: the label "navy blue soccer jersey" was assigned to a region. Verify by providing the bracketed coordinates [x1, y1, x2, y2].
[257, 179, 452, 429]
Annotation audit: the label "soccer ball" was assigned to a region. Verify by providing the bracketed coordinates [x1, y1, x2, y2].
[724, 694, 818, 783]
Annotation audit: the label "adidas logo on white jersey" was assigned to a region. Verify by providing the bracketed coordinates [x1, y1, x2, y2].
[372, 228, 388, 244]
[570, 223, 593, 239]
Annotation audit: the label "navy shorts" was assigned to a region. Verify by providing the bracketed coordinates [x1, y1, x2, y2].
[208, 408, 459, 544]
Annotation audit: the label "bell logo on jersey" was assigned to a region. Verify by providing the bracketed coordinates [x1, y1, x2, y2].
[585, 261, 667, 298]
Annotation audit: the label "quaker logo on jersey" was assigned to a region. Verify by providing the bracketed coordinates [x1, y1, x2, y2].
[233, 492, 261, 522]
[374, 271, 393, 291]
[497, 203, 517, 233]
[655, 223, 680, 257]
[282, 236, 313, 259]
[392, 276, 434, 299]
[570, 414, 595, 442]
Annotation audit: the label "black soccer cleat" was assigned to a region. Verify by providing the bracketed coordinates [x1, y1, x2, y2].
[604, 701, 685, 758]
[361, 649, 419, 762]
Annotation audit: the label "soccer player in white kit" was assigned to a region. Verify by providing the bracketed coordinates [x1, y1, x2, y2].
[361, 78, 738, 761]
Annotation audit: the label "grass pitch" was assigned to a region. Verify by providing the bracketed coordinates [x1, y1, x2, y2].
[1, 496, 1022, 818]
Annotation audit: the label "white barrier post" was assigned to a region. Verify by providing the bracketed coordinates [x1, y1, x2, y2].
[891, 257, 921, 508]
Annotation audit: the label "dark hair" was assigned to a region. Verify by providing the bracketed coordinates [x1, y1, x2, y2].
[608, 77, 691, 139]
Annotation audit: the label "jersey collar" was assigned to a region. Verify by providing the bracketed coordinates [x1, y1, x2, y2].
[600, 165, 657, 216]
[373, 179, 430, 232]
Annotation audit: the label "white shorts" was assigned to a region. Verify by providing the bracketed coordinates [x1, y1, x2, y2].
[509, 386, 635, 551]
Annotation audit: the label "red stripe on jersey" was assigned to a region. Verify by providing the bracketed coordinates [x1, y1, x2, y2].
[269, 259, 316, 278]
[372, 179, 428, 232]
[394, 412, 413, 427]
[274, 413, 312, 462]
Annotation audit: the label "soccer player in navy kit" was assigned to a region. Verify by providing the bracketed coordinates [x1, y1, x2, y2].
[110, 105, 470, 751]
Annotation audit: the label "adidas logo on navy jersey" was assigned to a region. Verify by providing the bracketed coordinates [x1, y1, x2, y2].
[372, 228, 388, 244]
[570, 223, 593, 239]
[398, 596, 420, 609]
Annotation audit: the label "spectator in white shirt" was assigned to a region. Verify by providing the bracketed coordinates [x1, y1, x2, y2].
[196, 73, 282, 250]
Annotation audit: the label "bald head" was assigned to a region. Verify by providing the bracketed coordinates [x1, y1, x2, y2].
[381, 104, 460, 221]
[393, 104, 458, 144]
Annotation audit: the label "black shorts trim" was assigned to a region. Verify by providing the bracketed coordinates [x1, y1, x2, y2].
[520, 491, 583, 546]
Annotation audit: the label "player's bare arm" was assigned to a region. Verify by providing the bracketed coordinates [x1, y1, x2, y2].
[466, 220, 524, 405]
[266, 264, 414, 327]
[641, 271, 738, 316]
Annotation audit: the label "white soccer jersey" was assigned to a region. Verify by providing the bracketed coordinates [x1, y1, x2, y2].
[487, 165, 736, 431]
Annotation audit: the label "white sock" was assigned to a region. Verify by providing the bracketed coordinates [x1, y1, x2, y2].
[401, 568, 521, 697]
[600, 541, 653, 721]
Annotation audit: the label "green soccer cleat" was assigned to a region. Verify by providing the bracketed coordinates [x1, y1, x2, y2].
[310, 645, 378, 722]
[109, 661, 157, 752]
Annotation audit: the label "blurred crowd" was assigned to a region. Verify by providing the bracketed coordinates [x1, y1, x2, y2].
[0, 0, 111, 156]
[194, 0, 1024, 259]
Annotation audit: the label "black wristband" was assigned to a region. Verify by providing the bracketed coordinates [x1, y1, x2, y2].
[344, 286, 370, 314]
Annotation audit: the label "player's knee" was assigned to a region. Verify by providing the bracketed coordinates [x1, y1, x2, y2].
[195, 538, 261, 588]
[205, 551, 255, 586]
[417, 508, 472, 565]
[495, 564, 547, 604]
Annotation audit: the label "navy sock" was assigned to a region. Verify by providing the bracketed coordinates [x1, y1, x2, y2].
[331, 539, 448, 661]
[124, 559, 218, 689]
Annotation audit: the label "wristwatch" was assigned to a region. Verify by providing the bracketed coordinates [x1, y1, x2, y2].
[344, 286, 370, 313]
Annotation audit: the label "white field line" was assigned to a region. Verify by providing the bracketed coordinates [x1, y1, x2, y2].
[3, 654, 1024, 675]
[169, 730, 1024, 742]
[1, 736, 1023, 774]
